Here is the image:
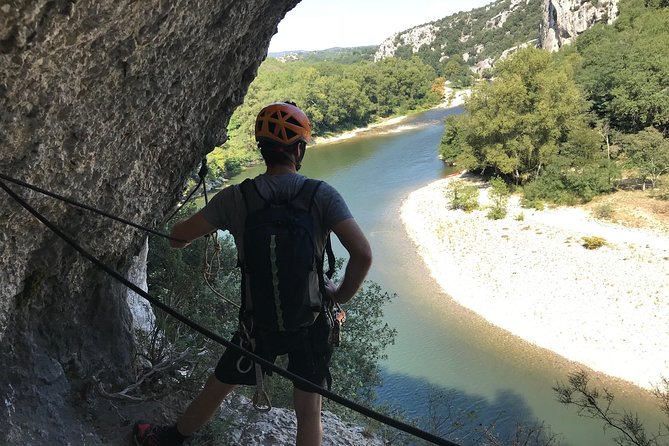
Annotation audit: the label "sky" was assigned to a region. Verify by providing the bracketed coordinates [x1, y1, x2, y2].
[268, 0, 494, 53]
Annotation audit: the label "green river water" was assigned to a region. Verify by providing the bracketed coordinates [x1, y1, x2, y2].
[228, 107, 664, 445]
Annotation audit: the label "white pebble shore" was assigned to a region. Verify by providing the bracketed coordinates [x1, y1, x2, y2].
[400, 174, 669, 391]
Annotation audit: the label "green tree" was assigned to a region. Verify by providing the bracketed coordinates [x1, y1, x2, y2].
[576, 0, 669, 134]
[330, 282, 397, 411]
[207, 56, 441, 181]
[621, 127, 669, 189]
[441, 48, 591, 184]
[487, 176, 510, 220]
[445, 179, 479, 212]
[442, 55, 474, 87]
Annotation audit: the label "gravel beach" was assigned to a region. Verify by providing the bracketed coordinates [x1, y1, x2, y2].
[400, 174, 669, 391]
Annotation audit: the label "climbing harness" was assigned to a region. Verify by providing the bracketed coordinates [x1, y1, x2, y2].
[235, 319, 271, 411]
[0, 174, 459, 446]
[327, 300, 346, 347]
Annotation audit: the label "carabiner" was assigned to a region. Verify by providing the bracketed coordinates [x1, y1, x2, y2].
[252, 389, 272, 412]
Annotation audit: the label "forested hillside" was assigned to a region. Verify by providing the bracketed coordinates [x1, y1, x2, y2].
[440, 0, 669, 205]
[269, 46, 376, 64]
[206, 56, 442, 179]
[375, 0, 544, 84]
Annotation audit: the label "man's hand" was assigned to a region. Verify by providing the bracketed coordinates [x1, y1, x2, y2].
[330, 218, 372, 304]
[170, 212, 216, 248]
[324, 278, 338, 303]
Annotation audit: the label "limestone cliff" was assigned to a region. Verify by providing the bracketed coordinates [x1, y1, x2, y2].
[539, 0, 619, 51]
[373, 0, 543, 70]
[373, 0, 620, 72]
[0, 0, 299, 443]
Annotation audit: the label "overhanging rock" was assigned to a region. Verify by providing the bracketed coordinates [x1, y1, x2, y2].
[0, 1, 299, 443]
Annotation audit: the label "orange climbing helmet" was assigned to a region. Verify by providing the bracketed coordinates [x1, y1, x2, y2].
[255, 102, 312, 147]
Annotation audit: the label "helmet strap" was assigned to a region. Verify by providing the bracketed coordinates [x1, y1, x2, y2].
[295, 142, 306, 171]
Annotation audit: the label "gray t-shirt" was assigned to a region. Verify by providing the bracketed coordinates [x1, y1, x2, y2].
[200, 173, 353, 260]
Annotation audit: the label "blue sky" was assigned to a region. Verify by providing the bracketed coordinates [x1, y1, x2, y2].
[269, 0, 494, 52]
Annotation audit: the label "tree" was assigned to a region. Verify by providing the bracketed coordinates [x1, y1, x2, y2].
[442, 55, 474, 87]
[621, 127, 669, 189]
[554, 370, 669, 446]
[575, 1, 669, 134]
[445, 179, 479, 212]
[329, 282, 397, 410]
[440, 48, 592, 184]
[487, 177, 510, 220]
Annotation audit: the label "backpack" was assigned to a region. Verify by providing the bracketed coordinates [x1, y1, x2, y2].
[239, 178, 333, 332]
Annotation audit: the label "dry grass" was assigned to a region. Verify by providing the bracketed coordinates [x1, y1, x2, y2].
[583, 190, 669, 234]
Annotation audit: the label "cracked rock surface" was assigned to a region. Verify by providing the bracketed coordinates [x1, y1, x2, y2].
[0, 1, 298, 443]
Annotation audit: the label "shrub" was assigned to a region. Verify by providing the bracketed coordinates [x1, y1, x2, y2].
[522, 159, 618, 206]
[652, 177, 669, 200]
[521, 196, 545, 210]
[487, 177, 509, 220]
[593, 203, 614, 219]
[514, 212, 525, 221]
[581, 236, 607, 249]
[487, 207, 507, 220]
[445, 180, 479, 212]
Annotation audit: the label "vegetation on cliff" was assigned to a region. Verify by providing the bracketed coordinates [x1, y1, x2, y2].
[399, 0, 542, 71]
[440, 0, 669, 205]
[207, 56, 441, 180]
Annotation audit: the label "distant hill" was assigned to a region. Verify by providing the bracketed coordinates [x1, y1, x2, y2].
[268, 46, 376, 64]
[375, 0, 544, 74]
[268, 0, 618, 76]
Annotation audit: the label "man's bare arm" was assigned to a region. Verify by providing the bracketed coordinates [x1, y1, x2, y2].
[328, 218, 372, 304]
[169, 212, 217, 248]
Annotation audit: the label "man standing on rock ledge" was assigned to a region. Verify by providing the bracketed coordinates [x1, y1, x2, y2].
[133, 102, 372, 446]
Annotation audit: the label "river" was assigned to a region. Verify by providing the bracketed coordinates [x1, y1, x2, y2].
[229, 107, 664, 445]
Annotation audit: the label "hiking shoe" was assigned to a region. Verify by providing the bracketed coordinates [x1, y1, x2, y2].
[132, 421, 186, 446]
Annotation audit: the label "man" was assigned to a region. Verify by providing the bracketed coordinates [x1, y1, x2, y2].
[134, 102, 372, 445]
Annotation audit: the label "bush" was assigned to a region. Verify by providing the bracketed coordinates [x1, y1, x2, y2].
[208, 145, 259, 180]
[652, 177, 669, 200]
[521, 195, 545, 210]
[514, 212, 525, 221]
[445, 180, 479, 212]
[487, 177, 509, 220]
[522, 158, 618, 206]
[593, 203, 614, 219]
[581, 236, 607, 249]
[487, 207, 507, 220]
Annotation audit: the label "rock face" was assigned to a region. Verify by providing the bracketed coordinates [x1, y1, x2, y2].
[374, 24, 441, 61]
[0, 0, 299, 443]
[373, 0, 543, 68]
[219, 394, 387, 445]
[539, 0, 619, 51]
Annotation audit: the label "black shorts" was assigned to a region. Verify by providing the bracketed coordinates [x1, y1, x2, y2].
[215, 313, 333, 392]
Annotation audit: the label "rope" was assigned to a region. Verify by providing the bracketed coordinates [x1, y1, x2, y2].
[165, 157, 210, 223]
[0, 180, 460, 446]
[0, 172, 184, 244]
[164, 177, 204, 223]
[202, 232, 241, 309]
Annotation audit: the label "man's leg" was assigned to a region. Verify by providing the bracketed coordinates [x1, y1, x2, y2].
[293, 386, 323, 446]
[176, 374, 238, 435]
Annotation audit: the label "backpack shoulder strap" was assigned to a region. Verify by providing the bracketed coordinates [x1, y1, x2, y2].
[239, 178, 268, 214]
[324, 233, 335, 280]
[290, 178, 323, 211]
[294, 179, 336, 279]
